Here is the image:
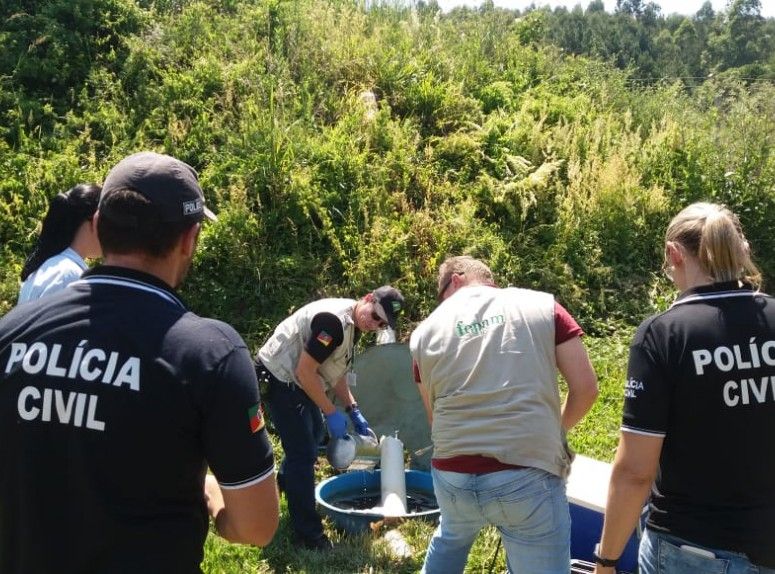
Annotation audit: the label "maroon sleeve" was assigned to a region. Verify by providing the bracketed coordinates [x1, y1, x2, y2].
[555, 302, 584, 344]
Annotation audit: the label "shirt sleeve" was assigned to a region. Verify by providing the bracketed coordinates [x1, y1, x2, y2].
[621, 323, 671, 437]
[555, 302, 584, 345]
[304, 312, 344, 364]
[38, 268, 80, 299]
[204, 344, 275, 489]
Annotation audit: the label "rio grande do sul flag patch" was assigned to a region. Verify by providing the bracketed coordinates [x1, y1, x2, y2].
[316, 330, 333, 347]
[248, 403, 265, 433]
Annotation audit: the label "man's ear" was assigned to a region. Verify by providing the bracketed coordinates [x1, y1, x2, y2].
[180, 223, 201, 258]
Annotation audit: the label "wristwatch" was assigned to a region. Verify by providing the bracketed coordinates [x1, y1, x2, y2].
[345, 402, 358, 413]
[593, 543, 619, 568]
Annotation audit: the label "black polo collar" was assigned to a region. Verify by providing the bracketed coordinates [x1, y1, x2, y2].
[672, 281, 759, 308]
[77, 265, 187, 310]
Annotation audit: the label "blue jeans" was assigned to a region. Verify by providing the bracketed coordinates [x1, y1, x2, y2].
[640, 528, 775, 574]
[262, 372, 326, 541]
[422, 466, 571, 574]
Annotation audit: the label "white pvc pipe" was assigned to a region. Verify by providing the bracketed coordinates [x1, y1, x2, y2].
[380, 435, 407, 517]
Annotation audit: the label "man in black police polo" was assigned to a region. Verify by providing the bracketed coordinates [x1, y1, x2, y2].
[0, 152, 279, 574]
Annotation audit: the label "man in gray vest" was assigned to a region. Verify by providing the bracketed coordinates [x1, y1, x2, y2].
[410, 256, 598, 573]
[255, 285, 404, 551]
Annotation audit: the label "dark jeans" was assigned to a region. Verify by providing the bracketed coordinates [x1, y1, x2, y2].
[258, 362, 326, 541]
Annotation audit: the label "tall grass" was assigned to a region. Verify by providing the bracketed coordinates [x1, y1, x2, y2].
[3, 0, 774, 330]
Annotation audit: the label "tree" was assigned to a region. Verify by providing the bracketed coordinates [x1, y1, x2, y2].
[616, 0, 644, 18]
[674, 18, 705, 77]
[719, 0, 764, 69]
[586, 0, 605, 14]
[0, 0, 143, 105]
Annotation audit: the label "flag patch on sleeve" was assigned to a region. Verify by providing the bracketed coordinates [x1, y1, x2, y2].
[316, 330, 333, 347]
[248, 403, 265, 433]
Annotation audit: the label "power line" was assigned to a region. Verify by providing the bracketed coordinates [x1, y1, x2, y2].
[624, 76, 775, 83]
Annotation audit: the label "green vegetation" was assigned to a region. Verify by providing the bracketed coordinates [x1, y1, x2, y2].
[4, 0, 775, 330]
[2, 0, 775, 571]
[539, 0, 775, 83]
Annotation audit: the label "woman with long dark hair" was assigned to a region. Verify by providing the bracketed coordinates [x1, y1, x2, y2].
[18, 183, 102, 303]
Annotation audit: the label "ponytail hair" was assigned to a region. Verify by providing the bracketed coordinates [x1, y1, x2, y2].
[20, 183, 101, 281]
[665, 202, 762, 289]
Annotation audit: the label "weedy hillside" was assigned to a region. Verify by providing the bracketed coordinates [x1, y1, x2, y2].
[2, 0, 775, 335]
[2, 2, 775, 569]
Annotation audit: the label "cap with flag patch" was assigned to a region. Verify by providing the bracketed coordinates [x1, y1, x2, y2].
[372, 285, 404, 330]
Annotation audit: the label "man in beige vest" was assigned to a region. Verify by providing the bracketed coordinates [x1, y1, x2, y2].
[410, 256, 598, 573]
[255, 286, 404, 551]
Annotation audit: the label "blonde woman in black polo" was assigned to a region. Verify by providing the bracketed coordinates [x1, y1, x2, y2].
[595, 203, 775, 574]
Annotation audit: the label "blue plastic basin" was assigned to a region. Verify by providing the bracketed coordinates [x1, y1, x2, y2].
[315, 470, 439, 534]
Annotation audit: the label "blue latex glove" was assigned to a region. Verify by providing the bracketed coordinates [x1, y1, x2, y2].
[325, 410, 348, 439]
[348, 406, 371, 437]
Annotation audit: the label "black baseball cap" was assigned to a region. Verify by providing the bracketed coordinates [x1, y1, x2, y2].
[372, 285, 404, 330]
[100, 151, 216, 223]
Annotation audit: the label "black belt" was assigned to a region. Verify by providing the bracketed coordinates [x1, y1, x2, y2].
[255, 360, 291, 387]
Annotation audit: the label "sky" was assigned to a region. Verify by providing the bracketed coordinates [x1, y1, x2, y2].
[435, 0, 775, 18]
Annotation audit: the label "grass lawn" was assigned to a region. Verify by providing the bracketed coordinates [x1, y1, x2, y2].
[202, 331, 631, 573]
